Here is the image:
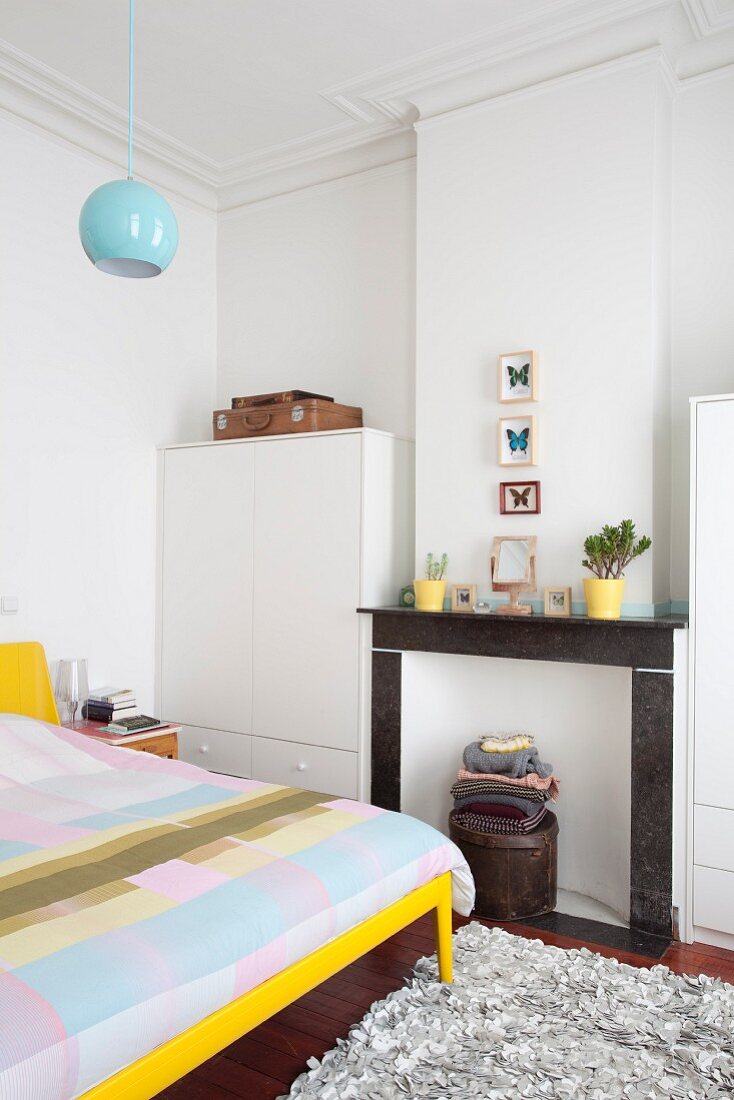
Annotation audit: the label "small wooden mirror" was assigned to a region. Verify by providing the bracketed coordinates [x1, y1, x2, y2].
[491, 536, 537, 615]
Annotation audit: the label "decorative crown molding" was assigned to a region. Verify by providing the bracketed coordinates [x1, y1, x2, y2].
[414, 46, 678, 132]
[321, 0, 672, 112]
[0, 0, 732, 211]
[0, 38, 219, 208]
[681, 0, 734, 36]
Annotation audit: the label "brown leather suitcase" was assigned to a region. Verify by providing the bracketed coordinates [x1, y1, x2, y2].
[449, 809, 559, 920]
[231, 390, 334, 409]
[213, 398, 363, 440]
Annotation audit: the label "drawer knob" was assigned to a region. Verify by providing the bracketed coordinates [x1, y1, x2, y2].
[297, 761, 308, 772]
[199, 745, 209, 755]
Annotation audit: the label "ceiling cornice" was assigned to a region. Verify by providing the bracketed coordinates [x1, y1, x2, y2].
[414, 47, 677, 134]
[216, 129, 416, 212]
[0, 38, 219, 209]
[0, 0, 731, 212]
[681, 0, 734, 36]
[321, 0, 672, 118]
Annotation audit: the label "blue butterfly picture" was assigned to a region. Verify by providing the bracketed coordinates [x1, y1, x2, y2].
[506, 427, 529, 453]
[499, 417, 537, 466]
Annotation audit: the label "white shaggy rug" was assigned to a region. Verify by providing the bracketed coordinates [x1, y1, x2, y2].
[281, 923, 734, 1099]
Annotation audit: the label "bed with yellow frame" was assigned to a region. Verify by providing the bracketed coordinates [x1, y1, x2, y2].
[0, 642, 468, 1100]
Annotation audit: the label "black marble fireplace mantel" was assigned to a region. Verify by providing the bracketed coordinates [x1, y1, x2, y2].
[358, 606, 688, 938]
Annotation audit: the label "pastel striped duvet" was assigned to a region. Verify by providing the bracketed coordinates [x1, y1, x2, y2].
[0, 715, 473, 1099]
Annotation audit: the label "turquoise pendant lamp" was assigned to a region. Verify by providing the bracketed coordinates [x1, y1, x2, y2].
[79, 0, 178, 277]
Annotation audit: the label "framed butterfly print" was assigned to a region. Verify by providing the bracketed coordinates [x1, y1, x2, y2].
[500, 480, 541, 515]
[451, 584, 477, 611]
[544, 586, 572, 617]
[498, 350, 539, 403]
[498, 415, 538, 467]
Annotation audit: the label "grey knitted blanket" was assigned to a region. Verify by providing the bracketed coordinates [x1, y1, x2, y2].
[463, 740, 553, 779]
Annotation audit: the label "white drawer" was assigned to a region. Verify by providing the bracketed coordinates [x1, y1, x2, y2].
[694, 864, 734, 935]
[178, 725, 251, 778]
[252, 736, 358, 799]
[694, 804, 734, 873]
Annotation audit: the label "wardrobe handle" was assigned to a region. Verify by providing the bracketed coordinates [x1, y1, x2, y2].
[199, 744, 209, 755]
[297, 761, 308, 772]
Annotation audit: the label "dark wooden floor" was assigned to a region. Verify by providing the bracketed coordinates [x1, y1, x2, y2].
[158, 914, 734, 1099]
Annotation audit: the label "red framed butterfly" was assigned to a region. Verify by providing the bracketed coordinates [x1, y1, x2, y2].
[499, 481, 541, 515]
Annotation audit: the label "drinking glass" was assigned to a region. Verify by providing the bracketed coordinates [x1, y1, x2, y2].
[55, 658, 89, 727]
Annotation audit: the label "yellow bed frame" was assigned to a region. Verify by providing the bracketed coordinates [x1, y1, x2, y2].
[0, 642, 454, 1100]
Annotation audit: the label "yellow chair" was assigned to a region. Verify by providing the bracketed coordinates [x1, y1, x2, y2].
[0, 641, 60, 723]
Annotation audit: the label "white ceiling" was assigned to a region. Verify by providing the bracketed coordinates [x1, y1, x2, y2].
[0, 0, 732, 208]
[0, 0, 562, 164]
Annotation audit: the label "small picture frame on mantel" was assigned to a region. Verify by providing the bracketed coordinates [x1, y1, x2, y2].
[451, 584, 477, 612]
[544, 586, 572, 617]
[498, 350, 539, 403]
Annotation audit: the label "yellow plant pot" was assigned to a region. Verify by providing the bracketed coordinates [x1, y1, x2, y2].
[584, 578, 625, 620]
[413, 579, 447, 612]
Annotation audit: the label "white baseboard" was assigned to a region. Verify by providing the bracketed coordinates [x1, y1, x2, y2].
[692, 925, 734, 951]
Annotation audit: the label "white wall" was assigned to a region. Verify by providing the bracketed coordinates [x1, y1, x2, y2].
[0, 116, 217, 710]
[671, 71, 734, 601]
[414, 58, 673, 609]
[402, 653, 631, 919]
[217, 161, 416, 438]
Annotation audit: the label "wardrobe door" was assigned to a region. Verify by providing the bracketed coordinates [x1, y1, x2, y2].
[253, 434, 361, 751]
[161, 444, 254, 733]
[694, 399, 734, 808]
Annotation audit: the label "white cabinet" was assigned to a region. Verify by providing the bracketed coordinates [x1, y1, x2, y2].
[158, 429, 414, 800]
[253, 434, 361, 750]
[691, 395, 734, 943]
[160, 444, 254, 734]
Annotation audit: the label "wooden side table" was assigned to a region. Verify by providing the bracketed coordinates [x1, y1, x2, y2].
[64, 719, 180, 760]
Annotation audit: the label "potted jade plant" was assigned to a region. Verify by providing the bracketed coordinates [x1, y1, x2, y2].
[414, 553, 449, 612]
[582, 519, 651, 620]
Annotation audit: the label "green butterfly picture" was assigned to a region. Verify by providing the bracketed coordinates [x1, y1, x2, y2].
[498, 350, 538, 403]
[507, 363, 529, 389]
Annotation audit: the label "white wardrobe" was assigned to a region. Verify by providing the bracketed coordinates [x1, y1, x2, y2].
[156, 428, 414, 801]
[690, 394, 734, 945]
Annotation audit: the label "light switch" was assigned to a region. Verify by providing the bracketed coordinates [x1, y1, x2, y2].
[1, 596, 19, 615]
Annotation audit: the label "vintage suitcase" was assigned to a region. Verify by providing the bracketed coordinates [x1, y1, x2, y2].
[231, 390, 334, 409]
[449, 809, 559, 920]
[213, 398, 363, 440]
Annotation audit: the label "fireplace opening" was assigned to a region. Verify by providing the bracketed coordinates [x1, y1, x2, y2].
[401, 652, 632, 925]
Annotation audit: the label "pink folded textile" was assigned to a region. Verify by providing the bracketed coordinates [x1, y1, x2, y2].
[457, 768, 560, 801]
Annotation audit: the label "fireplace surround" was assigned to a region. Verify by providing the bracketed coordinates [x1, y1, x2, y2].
[358, 607, 688, 939]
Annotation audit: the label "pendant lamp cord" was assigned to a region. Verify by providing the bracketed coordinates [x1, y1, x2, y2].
[127, 0, 134, 179]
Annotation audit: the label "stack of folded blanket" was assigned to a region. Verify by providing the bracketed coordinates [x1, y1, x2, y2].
[451, 733, 559, 836]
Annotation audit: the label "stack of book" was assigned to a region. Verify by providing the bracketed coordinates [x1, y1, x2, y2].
[83, 687, 138, 724]
[84, 717, 175, 746]
[103, 715, 168, 735]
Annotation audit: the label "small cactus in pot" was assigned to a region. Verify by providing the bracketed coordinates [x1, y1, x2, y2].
[414, 553, 449, 611]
